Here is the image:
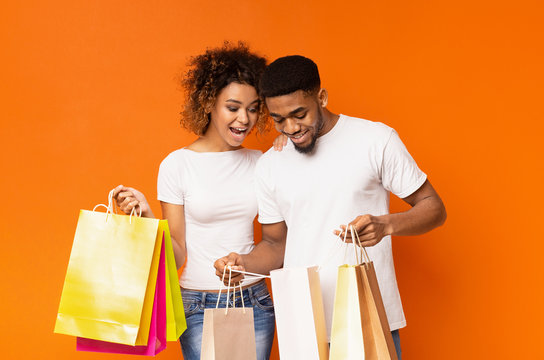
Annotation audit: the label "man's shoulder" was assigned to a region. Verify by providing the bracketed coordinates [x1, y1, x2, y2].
[255, 142, 297, 177]
[341, 114, 393, 137]
[258, 142, 295, 161]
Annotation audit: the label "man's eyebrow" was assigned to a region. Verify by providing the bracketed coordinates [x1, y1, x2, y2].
[269, 107, 307, 118]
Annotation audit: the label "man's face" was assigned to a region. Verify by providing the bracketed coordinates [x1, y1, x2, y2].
[266, 89, 325, 154]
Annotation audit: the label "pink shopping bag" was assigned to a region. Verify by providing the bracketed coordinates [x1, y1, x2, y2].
[76, 236, 167, 356]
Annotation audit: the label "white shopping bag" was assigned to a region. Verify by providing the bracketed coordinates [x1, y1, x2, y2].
[270, 266, 329, 360]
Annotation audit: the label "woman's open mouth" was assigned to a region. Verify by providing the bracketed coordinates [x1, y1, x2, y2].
[229, 127, 248, 140]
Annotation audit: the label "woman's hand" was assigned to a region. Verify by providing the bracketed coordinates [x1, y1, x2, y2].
[112, 184, 154, 218]
[214, 252, 246, 285]
[273, 133, 289, 151]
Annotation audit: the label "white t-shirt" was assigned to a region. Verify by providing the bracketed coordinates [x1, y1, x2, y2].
[157, 148, 262, 290]
[255, 114, 427, 336]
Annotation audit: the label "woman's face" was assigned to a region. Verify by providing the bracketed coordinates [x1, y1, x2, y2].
[207, 82, 260, 150]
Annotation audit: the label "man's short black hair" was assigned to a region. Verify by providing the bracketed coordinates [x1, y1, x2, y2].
[260, 55, 321, 98]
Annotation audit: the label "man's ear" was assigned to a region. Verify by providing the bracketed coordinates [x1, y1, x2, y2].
[318, 88, 328, 108]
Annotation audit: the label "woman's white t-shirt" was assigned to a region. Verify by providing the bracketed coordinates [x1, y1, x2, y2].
[157, 148, 262, 290]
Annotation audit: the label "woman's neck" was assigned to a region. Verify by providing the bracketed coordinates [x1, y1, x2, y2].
[186, 135, 242, 153]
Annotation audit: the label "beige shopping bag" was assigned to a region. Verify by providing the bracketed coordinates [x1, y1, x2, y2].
[201, 273, 257, 360]
[270, 266, 329, 360]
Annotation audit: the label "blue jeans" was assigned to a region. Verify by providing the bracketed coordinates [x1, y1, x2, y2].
[179, 281, 275, 360]
[392, 329, 402, 359]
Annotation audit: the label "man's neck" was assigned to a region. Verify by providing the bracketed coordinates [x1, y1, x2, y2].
[318, 108, 340, 137]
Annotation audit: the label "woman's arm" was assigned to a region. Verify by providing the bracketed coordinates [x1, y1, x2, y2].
[160, 202, 187, 270]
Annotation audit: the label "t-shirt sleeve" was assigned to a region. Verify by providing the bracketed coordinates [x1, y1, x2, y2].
[381, 129, 427, 198]
[255, 156, 284, 224]
[157, 153, 184, 205]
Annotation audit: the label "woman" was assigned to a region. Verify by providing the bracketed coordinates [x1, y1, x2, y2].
[113, 42, 276, 360]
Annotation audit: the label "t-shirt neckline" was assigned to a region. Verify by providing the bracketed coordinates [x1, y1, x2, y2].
[181, 147, 248, 155]
[317, 114, 345, 144]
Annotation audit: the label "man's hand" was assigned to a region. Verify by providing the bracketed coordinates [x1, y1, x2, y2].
[334, 214, 392, 247]
[214, 252, 246, 285]
[333, 181, 447, 247]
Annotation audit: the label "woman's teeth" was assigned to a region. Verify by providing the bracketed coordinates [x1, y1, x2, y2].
[230, 127, 247, 135]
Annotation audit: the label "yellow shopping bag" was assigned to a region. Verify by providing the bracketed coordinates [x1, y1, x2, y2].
[162, 224, 187, 340]
[329, 263, 366, 359]
[55, 208, 165, 346]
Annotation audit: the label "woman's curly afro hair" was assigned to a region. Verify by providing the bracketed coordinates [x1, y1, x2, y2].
[181, 42, 268, 136]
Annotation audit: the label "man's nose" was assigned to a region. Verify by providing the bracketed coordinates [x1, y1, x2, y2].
[282, 118, 300, 135]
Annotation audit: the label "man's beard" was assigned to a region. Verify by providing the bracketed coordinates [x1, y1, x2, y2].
[293, 107, 324, 154]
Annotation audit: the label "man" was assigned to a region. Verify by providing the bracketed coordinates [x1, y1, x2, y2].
[214, 55, 447, 357]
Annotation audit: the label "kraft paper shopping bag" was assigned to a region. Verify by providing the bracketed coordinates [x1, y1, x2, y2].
[55, 207, 163, 346]
[201, 272, 257, 360]
[201, 308, 256, 360]
[357, 261, 398, 360]
[270, 266, 329, 360]
[76, 235, 168, 355]
[352, 224, 397, 360]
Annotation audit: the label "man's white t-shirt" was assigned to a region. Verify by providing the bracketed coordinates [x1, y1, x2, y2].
[255, 114, 427, 336]
[157, 148, 262, 290]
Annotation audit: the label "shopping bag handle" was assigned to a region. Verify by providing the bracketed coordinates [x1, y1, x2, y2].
[317, 224, 370, 270]
[316, 229, 349, 271]
[92, 189, 117, 222]
[91, 189, 142, 224]
[349, 225, 370, 264]
[215, 266, 247, 315]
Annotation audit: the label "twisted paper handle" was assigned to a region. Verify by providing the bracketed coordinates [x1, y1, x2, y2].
[216, 266, 253, 314]
[92, 189, 141, 224]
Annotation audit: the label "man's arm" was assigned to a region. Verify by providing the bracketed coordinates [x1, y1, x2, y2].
[214, 221, 287, 283]
[337, 179, 446, 246]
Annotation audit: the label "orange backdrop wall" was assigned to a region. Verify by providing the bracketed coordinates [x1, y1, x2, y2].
[1, 1, 543, 358]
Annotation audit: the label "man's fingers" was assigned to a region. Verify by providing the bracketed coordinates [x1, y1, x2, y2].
[357, 232, 377, 243]
[355, 215, 373, 229]
[359, 226, 376, 238]
[359, 239, 379, 247]
[334, 227, 353, 241]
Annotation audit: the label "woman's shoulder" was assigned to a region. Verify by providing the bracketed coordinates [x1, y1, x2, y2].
[159, 148, 190, 169]
[242, 148, 263, 158]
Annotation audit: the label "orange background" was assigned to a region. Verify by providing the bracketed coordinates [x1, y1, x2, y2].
[1, 0, 543, 359]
